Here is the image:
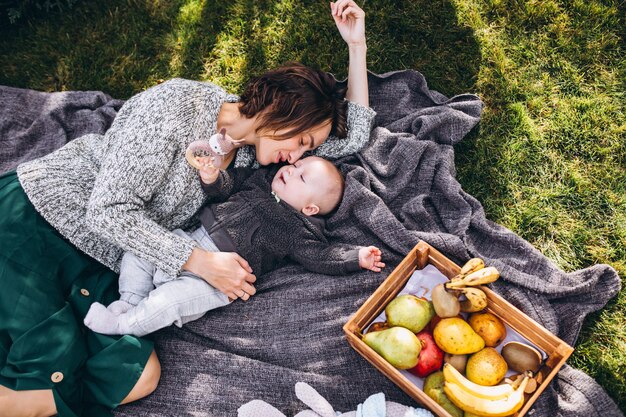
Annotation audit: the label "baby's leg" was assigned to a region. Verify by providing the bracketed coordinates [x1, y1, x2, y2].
[83, 302, 131, 335]
[111, 274, 229, 337]
[117, 251, 160, 306]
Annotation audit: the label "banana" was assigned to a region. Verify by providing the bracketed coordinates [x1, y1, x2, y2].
[442, 364, 514, 401]
[459, 287, 488, 313]
[447, 267, 500, 289]
[460, 258, 485, 276]
[444, 372, 530, 417]
[450, 258, 485, 283]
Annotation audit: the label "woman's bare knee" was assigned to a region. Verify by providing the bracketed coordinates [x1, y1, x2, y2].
[0, 385, 56, 417]
[121, 349, 161, 404]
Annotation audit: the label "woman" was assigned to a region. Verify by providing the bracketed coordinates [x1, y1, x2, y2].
[0, 1, 371, 416]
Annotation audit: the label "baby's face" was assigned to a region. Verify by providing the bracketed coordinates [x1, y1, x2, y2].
[271, 156, 336, 215]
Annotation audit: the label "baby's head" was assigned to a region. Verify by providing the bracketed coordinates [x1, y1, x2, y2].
[271, 156, 344, 216]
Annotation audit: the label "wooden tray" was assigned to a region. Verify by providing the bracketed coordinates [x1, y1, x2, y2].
[343, 241, 574, 417]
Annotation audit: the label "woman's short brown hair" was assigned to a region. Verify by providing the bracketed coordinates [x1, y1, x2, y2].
[239, 62, 348, 140]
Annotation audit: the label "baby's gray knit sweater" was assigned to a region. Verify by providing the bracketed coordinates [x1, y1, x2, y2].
[17, 79, 375, 277]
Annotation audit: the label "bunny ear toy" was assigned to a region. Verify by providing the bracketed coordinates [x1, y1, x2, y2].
[237, 382, 434, 417]
[185, 128, 245, 170]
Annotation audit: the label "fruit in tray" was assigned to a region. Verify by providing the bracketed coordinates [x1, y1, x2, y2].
[443, 364, 532, 417]
[465, 348, 508, 386]
[431, 258, 500, 315]
[424, 371, 464, 417]
[507, 373, 539, 394]
[443, 363, 517, 401]
[367, 321, 389, 333]
[408, 330, 444, 378]
[446, 267, 500, 289]
[468, 312, 507, 347]
[358, 257, 543, 416]
[444, 353, 468, 374]
[362, 327, 422, 369]
[433, 317, 485, 355]
[385, 294, 435, 333]
[501, 341, 543, 373]
[432, 283, 461, 318]
[458, 287, 489, 313]
[456, 258, 485, 278]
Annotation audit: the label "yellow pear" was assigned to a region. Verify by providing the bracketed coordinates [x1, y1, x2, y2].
[466, 347, 508, 386]
[468, 312, 507, 347]
[433, 318, 485, 355]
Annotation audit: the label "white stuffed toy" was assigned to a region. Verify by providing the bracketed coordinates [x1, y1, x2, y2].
[238, 382, 434, 417]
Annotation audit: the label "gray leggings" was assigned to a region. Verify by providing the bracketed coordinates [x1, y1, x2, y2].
[118, 226, 230, 336]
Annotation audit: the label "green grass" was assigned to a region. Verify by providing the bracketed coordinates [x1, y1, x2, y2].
[1, 0, 624, 411]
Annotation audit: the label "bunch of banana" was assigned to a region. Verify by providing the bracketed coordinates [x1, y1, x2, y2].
[443, 363, 530, 417]
[458, 287, 488, 313]
[443, 259, 501, 313]
[449, 258, 485, 284]
[447, 266, 500, 289]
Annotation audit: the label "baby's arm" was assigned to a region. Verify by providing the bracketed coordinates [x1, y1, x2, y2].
[199, 166, 256, 202]
[198, 165, 220, 185]
[358, 246, 385, 272]
[288, 238, 385, 275]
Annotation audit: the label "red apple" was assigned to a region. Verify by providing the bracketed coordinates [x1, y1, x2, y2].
[408, 330, 444, 378]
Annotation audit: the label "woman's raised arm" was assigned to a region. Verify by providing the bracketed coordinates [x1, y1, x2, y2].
[331, 0, 368, 107]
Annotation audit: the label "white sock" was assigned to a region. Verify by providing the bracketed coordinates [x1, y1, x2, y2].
[84, 302, 131, 335]
[107, 300, 134, 316]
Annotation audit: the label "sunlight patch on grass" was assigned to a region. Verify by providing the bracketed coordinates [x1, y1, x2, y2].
[201, 0, 298, 93]
[167, 0, 207, 76]
[201, 1, 251, 92]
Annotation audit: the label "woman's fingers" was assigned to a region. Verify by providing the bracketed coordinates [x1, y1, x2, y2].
[241, 281, 256, 296]
[341, 6, 359, 21]
[334, 0, 362, 18]
[234, 254, 254, 274]
[334, 0, 351, 15]
[232, 282, 256, 302]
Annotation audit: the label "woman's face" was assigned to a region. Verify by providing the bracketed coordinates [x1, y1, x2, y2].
[254, 122, 332, 166]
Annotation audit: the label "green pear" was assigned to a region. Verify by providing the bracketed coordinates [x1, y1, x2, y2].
[385, 294, 435, 333]
[363, 327, 422, 369]
[423, 371, 463, 417]
[433, 317, 485, 355]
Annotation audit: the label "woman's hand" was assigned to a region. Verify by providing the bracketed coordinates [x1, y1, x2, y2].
[331, 1, 369, 106]
[330, 1, 366, 47]
[183, 247, 257, 301]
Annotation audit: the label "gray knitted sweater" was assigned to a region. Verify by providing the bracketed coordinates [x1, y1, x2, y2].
[16, 79, 375, 277]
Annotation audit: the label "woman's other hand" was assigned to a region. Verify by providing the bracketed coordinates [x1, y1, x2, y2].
[331, 1, 368, 106]
[183, 248, 257, 300]
[330, 1, 366, 47]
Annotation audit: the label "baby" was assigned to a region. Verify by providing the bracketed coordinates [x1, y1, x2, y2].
[84, 156, 385, 336]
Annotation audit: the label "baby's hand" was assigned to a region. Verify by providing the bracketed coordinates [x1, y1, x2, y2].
[199, 164, 220, 184]
[359, 246, 385, 272]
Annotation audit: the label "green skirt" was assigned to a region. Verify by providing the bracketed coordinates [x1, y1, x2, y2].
[0, 171, 154, 417]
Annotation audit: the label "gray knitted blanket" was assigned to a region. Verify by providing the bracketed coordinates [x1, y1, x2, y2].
[0, 71, 621, 417]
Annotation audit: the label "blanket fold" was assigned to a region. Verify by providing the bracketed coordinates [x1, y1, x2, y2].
[0, 70, 621, 417]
